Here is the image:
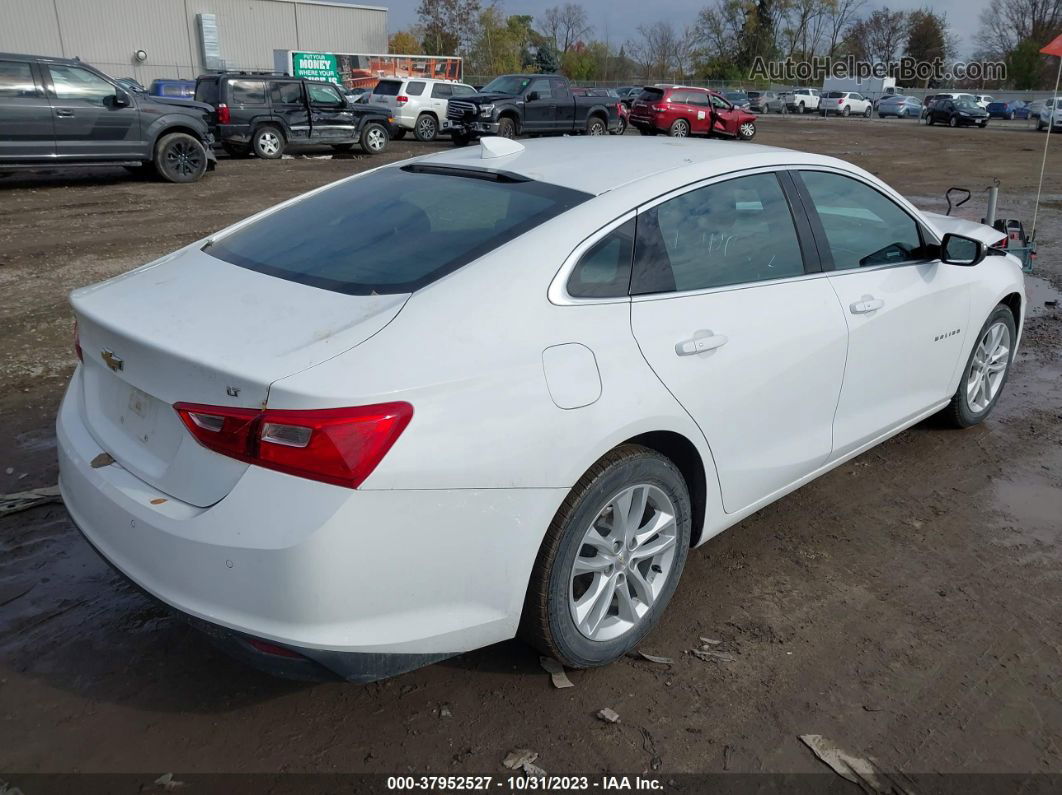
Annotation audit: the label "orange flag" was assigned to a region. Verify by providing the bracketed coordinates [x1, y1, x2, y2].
[1041, 34, 1062, 57]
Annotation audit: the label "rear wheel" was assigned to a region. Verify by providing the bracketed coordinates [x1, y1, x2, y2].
[797, 102, 806, 114]
[668, 118, 690, 137]
[359, 122, 389, 154]
[587, 116, 607, 136]
[841, 105, 851, 117]
[154, 132, 208, 183]
[520, 445, 692, 668]
[414, 113, 438, 142]
[942, 306, 1016, 428]
[252, 125, 285, 159]
[611, 116, 627, 135]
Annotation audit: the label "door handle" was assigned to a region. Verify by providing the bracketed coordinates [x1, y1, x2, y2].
[676, 331, 728, 356]
[55, 109, 74, 117]
[850, 296, 885, 314]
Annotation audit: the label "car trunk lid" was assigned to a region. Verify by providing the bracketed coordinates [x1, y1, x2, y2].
[71, 246, 408, 507]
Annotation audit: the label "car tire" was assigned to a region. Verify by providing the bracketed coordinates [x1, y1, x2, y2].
[359, 122, 389, 154]
[414, 113, 438, 142]
[668, 118, 690, 137]
[864, 106, 872, 118]
[841, 105, 851, 117]
[797, 102, 805, 114]
[898, 108, 907, 118]
[737, 120, 756, 140]
[154, 132, 208, 183]
[979, 120, 988, 128]
[927, 114, 935, 125]
[611, 116, 627, 135]
[587, 116, 607, 136]
[252, 126, 285, 159]
[497, 117, 517, 139]
[451, 131, 472, 147]
[942, 305, 1016, 428]
[1008, 112, 1015, 120]
[520, 444, 692, 669]
[949, 115, 959, 127]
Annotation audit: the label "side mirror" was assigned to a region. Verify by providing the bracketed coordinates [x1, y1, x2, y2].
[526, 91, 539, 102]
[112, 89, 130, 107]
[940, 233, 985, 266]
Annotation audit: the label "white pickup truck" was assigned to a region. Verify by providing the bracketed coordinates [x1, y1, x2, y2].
[785, 88, 821, 113]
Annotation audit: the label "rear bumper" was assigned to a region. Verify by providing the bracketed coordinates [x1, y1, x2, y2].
[56, 369, 565, 680]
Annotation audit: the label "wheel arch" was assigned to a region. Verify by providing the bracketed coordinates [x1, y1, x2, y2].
[498, 110, 520, 131]
[149, 122, 208, 155]
[622, 430, 708, 548]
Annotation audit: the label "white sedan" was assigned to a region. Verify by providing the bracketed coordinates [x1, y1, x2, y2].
[58, 136, 1025, 681]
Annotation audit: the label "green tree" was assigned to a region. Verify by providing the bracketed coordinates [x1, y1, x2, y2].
[389, 30, 425, 55]
[468, 3, 523, 75]
[535, 42, 560, 72]
[1007, 37, 1048, 89]
[560, 42, 596, 79]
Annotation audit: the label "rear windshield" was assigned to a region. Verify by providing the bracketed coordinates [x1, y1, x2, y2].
[825, 92, 845, 98]
[374, 80, 401, 96]
[194, 78, 218, 105]
[638, 88, 664, 102]
[203, 166, 591, 295]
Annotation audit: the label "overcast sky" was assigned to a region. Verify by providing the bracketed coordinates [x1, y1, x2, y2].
[360, 0, 987, 59]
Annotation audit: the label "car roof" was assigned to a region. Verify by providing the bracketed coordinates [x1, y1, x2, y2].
[0, 51, 82, 65]
[409, 137, 839, 196]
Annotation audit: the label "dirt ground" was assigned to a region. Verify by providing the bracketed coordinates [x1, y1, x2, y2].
[1, 117, 1061, 785]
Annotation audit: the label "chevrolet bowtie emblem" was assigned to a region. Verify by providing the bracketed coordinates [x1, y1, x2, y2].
[101, 350, 124, 372]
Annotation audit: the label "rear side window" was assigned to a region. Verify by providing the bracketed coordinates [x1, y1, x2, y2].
[798, 171, 927, 269]
[270, 81, 303, 104]
[567, 220, 635, 298]
[632, 173, 805, 295]
[406, 81, 425, 96]
[0, 60, 38, 97]
[204, 167, 591, 295]
[195, 78, 218, 105]
[431, 83, 453, 99]
[230, 80, 267, 105]
[374, 80, 401, 96]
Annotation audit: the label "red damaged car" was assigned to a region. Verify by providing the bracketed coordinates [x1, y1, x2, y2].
[629, 85, 757, 140]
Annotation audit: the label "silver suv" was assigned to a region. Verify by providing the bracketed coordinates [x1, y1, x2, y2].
[369, 77, 476, 142]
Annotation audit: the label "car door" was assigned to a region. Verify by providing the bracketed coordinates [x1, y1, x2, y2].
[429, 81, 452, 123]
[708, 93, 737, 135]
[550, 77, 574, 130]
[44, 63, 142, 159]
[0, 59, 55, 160]
[629, 171, 849, 513]
[685, 91, 713, 133]
[306, 82, 355, 143]
[269, 80, 309, 145]
[522, 78, 554, 132]
[792, 169, 971, 457]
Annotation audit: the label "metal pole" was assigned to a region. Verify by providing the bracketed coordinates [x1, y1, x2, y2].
[985, 185, 998, 226]
[1030, 55, 1062, 241]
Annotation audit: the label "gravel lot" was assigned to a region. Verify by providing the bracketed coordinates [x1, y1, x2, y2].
[1, 116, 1061, 784]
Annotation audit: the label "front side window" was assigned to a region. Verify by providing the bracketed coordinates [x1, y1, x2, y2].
[0, 61, 38, 98]
[204, 166, 590, 295]
[528, 78, 551, 100]
[48, 65, 115, 105]
[710, 94, 731, 110]
[798, 171, 926, 269]
[453, 84, 476, 96]
[567, 219, 635, 298]
[230, 80, 266, 105]
[632, 173, 805, 295]
[307, 83, 343, 105]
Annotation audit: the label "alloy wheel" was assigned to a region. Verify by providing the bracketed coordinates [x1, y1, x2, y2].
[365, 127, 386, 152]
[417, 116, 437, 140]
[967, 321, 1011, 413]
[739, 121, 755, 139]
[164, 140, 203, 177]
[568, 484, 678, 642]
[257, 131, 281, 156]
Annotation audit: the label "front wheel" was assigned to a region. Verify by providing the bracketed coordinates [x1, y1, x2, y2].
[154, 132, 208, 183]
[520, 445, 692, 668]
[942, 306, 1016, 428]
[979, 120, 988, 128]
[949, 115, 959, 127]
[864, 106, 872, 118]
[737, 120, 756, 140]
[359, 122, 389, 154]
[496, 117, 517, 139]
[668, 118, 690, 137]
[927, 115, 935, 125]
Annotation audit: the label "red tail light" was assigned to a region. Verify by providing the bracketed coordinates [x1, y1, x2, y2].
[651, 105, 666, 113]
[396, 95, 409, 104]
[217, 103, 230, 124]
[73, 319, 83, 362]
[174, 401, 413, 489]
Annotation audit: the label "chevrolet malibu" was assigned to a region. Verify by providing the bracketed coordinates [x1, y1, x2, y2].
[59, 136, 1025, 681]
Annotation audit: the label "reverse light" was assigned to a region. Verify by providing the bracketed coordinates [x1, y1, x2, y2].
[174, 402, 413, 489]
[216, 103, 230, 124]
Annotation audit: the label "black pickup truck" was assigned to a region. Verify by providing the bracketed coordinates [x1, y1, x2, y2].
[445, 74, 620, 146]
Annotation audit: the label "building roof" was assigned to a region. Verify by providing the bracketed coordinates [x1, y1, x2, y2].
[414, 136, 834, 196]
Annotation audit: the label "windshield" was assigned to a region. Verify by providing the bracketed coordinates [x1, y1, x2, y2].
[956, 99, 979, 109]
[726, 92, 747, 100]
[204, 166, 591, 295]
[480, 75, 534, 95]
